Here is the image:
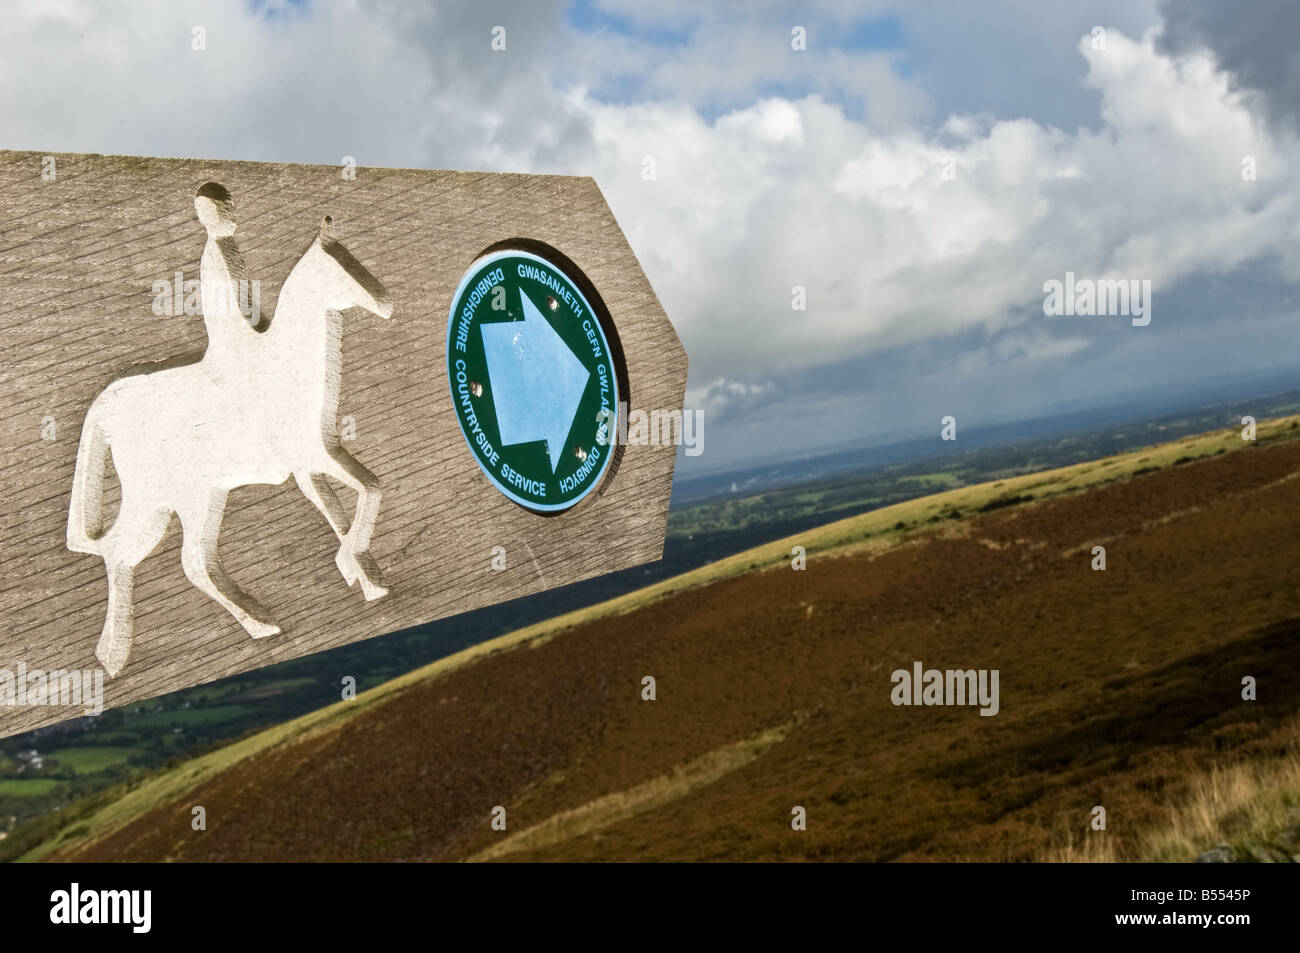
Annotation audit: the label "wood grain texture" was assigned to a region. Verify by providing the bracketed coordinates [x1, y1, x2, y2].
[0, 150, 686, 737]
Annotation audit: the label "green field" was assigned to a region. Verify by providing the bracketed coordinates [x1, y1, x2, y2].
[902, 471, 960, 487]
[44, 747, 143, 775]
[0, 779, 62, 797]
[128, 705, 250, 730]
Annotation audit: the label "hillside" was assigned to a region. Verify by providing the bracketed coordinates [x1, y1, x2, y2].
[21, 417, 1300, 862]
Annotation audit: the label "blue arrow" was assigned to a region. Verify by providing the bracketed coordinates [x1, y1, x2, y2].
[481, 289, 590, 472]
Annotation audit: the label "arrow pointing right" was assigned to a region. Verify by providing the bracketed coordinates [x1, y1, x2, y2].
[480, 289, 591, 473]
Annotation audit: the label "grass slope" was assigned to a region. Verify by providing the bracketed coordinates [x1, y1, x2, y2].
[19, 415, 1300, 862]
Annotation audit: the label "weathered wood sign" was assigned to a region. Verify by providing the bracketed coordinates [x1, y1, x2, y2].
[0, 151, 686, 737]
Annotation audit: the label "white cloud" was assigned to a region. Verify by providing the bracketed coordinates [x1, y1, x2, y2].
[1, 3, 1297, 467]
[575, 27, 1298, 382]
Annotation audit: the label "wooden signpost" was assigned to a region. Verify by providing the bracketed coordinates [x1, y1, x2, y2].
[0, 151, 687, 738]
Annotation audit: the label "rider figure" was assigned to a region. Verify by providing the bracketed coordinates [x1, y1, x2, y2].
[194, 182, 258, 367]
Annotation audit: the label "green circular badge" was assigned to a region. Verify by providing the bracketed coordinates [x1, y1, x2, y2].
[446, 248, 620, 512]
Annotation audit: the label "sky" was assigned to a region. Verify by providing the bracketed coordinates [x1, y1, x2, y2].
[1, 0, 1298, 472]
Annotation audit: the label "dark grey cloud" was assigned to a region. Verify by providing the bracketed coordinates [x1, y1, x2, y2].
[1159, 0, 1300, 128]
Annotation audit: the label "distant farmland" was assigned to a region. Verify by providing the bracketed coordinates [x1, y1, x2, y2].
[21, 417, 1300, 862]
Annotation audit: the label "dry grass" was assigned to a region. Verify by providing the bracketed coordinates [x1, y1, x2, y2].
[1047, 718, 1300, 862]
[469, 720, 796, 862]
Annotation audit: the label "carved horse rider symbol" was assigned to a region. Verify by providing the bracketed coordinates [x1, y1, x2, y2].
[194, 182, 261, 366]
[67, 184, 394, 677]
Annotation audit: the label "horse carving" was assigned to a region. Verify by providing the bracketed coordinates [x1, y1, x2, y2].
[67, 184, 393, 677]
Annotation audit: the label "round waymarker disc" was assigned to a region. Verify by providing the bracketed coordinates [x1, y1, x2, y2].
[446, 248, 620, 512]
